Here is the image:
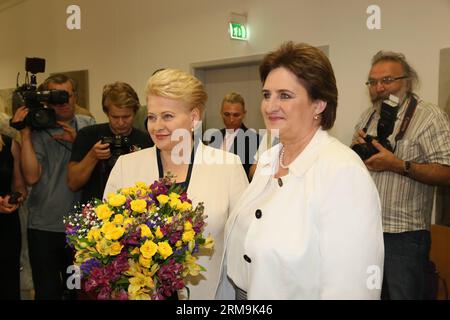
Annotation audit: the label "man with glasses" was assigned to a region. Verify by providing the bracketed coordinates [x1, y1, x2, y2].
[11, 73, 95, 299]
[352, 51, 450, 299]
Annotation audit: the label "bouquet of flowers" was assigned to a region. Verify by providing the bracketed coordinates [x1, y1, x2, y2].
[64, 176, 213, 300]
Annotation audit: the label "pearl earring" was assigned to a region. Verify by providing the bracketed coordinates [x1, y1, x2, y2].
[314, 114, 319, 120]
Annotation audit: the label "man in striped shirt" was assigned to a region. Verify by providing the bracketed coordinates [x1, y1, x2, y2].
[352, 51, 450, 300]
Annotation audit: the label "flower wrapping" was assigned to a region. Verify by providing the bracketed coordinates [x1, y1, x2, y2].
[64, 176, 214, 300]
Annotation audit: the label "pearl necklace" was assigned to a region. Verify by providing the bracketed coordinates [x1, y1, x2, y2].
[279, 147, 289, 169]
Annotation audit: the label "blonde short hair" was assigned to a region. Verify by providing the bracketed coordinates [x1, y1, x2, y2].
[221, 92, 245, 111]
[145, 69, 207, 117]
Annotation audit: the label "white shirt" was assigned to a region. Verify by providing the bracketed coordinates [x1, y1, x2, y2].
[353, 97, 450, 232]
[217, 129, 384, 300]
[104, 142, 249, 299]
[222, 129, 239, 152]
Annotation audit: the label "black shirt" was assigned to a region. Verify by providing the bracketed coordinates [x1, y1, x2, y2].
[0, 135, 13, 196]
[70, 123, 154, 203]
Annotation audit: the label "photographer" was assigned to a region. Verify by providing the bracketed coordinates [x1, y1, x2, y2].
[351, 51, 450, 300]
[12, 73, 95, 300]
[67, 82, 153, 204]
[0, 134, 27, 300]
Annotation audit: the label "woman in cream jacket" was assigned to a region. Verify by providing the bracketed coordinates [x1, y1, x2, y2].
[216, 42, 384, 300]
[104, 69, 248, 299]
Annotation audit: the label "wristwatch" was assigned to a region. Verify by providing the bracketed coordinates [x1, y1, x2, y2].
[403, 160, 412, 176]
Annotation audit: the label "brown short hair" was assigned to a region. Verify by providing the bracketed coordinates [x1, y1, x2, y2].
[102, 82, 140, 114]
[259, 42, 338, 130]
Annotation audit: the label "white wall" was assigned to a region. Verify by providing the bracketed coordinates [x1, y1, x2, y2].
[1, 0, 449, 144]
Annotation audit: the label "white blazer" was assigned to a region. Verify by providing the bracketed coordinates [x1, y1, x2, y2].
[104, 142, 249, 299]
[216, 129, 384, 300]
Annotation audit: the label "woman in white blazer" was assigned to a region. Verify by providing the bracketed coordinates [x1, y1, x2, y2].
[104, 69, 248, 300]
[216, 42, 384, 300]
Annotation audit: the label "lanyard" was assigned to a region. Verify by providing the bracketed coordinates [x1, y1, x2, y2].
[363, 96, 418, 151]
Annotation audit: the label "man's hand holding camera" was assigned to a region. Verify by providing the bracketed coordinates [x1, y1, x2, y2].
[354, 130, 405, 174]
[10, 105, 30, 133]
[0, 192, 24, 214]
[89, 140, 112, 161]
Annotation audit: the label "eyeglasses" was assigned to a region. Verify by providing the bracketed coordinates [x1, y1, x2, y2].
[365, 76, 408, 87]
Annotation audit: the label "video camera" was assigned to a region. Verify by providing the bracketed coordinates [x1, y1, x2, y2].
[12, 57, 68, 130]
[101, 135, 131, 169]
[352, 94, 400, 161]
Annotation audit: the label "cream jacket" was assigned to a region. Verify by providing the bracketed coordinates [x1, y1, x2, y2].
[216, 129, 384, 299]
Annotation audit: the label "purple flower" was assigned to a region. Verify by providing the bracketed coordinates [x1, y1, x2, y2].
[113, 289, 128, 300]
[80, 259, 102, 276]
[156, 260, 184, 299]
[97, 286, 112, 300]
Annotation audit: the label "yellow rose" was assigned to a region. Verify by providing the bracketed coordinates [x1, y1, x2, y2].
[130, 247, 140, 255]
[105, 226, 125, 241]
[87, 228, 102, 242]
[108, 194, 126, 207]
[184, 221, 193, 231]
[155, 226, 164, 239]
[169, 192, 180, 199]
[169, 198, 183, 210]
[140, 224, 153, 239]
[157, 194, 169, 205]
[130, 199, 147, 213]
[106, 192, 116, 200]
[181, 202, 192, 211]
[139, 255, 152, 268]
[101, 222, 125, 241]
[157, 241, 173, 259]
[135, 188, 147, 197]
[109, 241, 124, 256]
[182, 230, 195, 243]
[166, 217, 173, 224]
[95, 204, 113, 220]
[175, 240, 182, 248]
[140, 240, 157, 259]
[135, 181, 148, 189]
[113, 214, 125, 225]
[128, 187, 138, 196]
[101, 221, 114, 234]
[95, 238, 110, 256]
[123, 217, 135, 229]
[119, 187, 131, 196]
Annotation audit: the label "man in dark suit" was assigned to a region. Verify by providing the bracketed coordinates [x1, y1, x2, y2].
[209, 92, 260, 181]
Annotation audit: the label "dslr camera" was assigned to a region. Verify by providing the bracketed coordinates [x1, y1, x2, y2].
[12, 57, 69, 130]
[7, 191, 22, 205]
[352, 94, 400, 161]
[101, 135, 131, 168]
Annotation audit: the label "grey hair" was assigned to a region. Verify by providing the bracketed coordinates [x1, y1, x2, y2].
[41, 73, 78, 95]
[371, 50, 419, 93]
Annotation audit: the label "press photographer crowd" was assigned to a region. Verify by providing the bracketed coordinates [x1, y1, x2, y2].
[1, 44, 449, 301]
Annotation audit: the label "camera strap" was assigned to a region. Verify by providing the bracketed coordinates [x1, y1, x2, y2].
[363, 96, 418, 149]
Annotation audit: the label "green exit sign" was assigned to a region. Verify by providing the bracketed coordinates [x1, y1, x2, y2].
[229, 22, 248, 40]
